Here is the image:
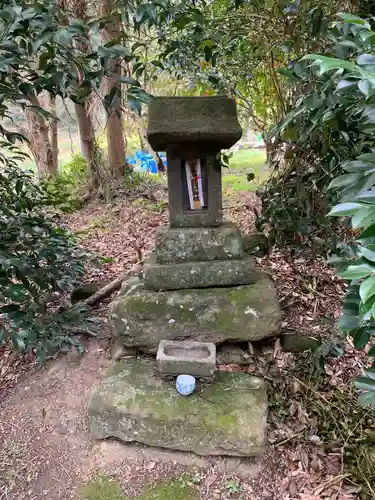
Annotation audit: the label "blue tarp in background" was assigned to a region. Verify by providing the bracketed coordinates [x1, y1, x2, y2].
[126, 152, 167, 174]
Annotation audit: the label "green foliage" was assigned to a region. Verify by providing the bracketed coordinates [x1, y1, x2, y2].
[274, 14, 375, 410]
[0, 1, 101, 132]
[80, 477, 197, 500]
[153, 0, 340, 131]
[0, 0, 167, 361]
[222, 148, 268, 193]
[40, 154, 87, 212]
[257, 12, 367, 246]
[80, 476, 126, 500]
[224, 479, 242, 495]
[0, 156, 89, 361]
[138, 480, 197, 500]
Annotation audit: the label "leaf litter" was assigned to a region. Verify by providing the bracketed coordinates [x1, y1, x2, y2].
[1, 186, 375, 499]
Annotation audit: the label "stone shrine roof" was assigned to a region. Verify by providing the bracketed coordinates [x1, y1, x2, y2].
[147, 96, 242, 151]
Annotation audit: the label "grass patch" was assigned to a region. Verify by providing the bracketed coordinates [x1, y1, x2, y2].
[223, 148, 268, 194]
[79, 476, 126, 500]
[79, 477, 197, 500]
[222, 174, 256, 192]
[229, 148, 266, 173]
[138, 480, 197, 500]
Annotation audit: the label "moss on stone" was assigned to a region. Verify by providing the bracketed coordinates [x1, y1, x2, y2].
[144, 254, 260, 291]
[111, 278, 281, 353]
[154, 223, 244, 264]
[89, 360, 267, 456]
[79, 476, 126, 500]
[138, 480, 197, 500]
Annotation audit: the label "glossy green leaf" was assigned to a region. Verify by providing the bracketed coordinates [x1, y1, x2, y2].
[127, 95, 141, 115]
[354, 188, 375, 203]
[353, 328, 370, 349]
[337, 263, 373, 279]
[357, 153, 375, 163]
[357, 54, 375, 65]
[339, 314, 360, 330]
[338, 13, 370, 26]
[11, 334, 25, 351]
[135, 6, 145, 23]
[336, 79, 357, 91]
[359, 244, 375, 262]
[358, 224, 375, 239]
[358, 391, 375, 409]
[359, 79, 371, 96]
[355, 375, 375, 392]
[328, 173, 362, 190]
[120, 76, 140, 86]
[343, 160, 375, 172]
[301, 54, 354, 73]
[327, 203, 365, 217]
[360, 275, 375, 302]
[352, 208, 375, 229]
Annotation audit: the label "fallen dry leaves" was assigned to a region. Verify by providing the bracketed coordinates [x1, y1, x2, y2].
[1, 187, 374, 499]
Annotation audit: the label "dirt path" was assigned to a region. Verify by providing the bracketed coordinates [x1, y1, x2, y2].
[0, 193, 370, 500]
[0, 339, 286, 500]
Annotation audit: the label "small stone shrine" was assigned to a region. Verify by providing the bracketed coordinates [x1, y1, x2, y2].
[88, 96, 281, 457]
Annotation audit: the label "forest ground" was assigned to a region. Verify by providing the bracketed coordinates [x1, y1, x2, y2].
[0, 151, 374, 500]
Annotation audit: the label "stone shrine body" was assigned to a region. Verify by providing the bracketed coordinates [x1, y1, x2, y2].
[88, 96, 281, 457]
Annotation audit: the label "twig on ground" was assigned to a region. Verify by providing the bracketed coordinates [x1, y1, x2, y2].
[313, 474, 350, 495]
[83, 258, 145, 307]
[274, 431, 305, 447]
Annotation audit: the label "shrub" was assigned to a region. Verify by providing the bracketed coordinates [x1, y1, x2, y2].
[40, 154, 88, 212]
[0, 158, 89, 362]
[268, 13, 375, 410]
[257, 15, 364, 247]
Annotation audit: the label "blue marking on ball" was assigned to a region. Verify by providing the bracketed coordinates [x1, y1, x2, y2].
[176, 374, 196, 396]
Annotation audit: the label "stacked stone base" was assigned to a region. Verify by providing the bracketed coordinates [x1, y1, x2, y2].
[89, 359, 267, 456]
[111, 276, 280, 354]
[144, 253, 262, 291]
[111, 223, 281, 354]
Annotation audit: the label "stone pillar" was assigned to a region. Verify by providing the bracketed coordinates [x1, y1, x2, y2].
[92, 97, 279, 457]
[147, 96, 241, 228]
[110, 96, 281, 351]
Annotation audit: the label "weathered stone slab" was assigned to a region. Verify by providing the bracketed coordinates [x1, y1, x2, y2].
[88, 359, 267, 456]
[154, 223, 244, 264]
[144, 254, 262, 291]
[280, 332, 320, 353]
[156, 340, 216, 377]
[242, 233, 269, 256]
[147, 96, 242, 152]
[111, 277, 281, 353]
[217, 344, 252, 365]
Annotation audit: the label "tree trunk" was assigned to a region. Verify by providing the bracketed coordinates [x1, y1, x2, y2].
[75, 101, 104, 189]
[23, 93, 58, 179]
[75, 102, 96, 165]
[138, 130, 147, 152]
[101, 0, 126, 177]
[49, 94, 59, 171]
[61, 0, 107, 191]
[136, 113, 165, 173]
